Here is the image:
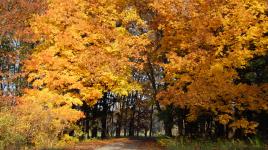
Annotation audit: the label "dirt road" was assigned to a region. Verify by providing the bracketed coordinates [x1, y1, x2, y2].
[72, 138, 164, 150]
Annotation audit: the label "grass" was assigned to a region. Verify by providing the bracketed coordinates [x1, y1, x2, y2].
[157, 136, 267, 150]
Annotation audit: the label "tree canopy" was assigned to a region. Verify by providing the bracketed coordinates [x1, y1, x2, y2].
[0, 0, 267, 148]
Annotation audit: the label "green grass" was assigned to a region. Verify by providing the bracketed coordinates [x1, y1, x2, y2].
[157, 136, 266, 150]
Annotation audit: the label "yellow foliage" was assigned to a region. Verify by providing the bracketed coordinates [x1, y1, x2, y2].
[152, 0, 268, 135]
[25, 0, 144, 109]
[14, 89, 83, 147]
[218, 114, 233, 125]
[229, 119, 259, 135]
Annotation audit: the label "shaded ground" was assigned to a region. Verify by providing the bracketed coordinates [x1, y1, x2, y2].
[71, 138, 165, 150]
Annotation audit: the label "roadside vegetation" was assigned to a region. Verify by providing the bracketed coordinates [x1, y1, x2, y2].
[158, 136, 266, 150]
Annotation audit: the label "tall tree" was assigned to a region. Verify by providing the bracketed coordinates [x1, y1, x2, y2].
[151, 0, 268, 137]
[24, 0, 147, 135]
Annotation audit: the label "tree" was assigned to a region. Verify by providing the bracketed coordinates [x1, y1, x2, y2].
[24, 0, 148, 139]
[151, 0, 268, 137]
[0, 0, 44, 100]
[0, 0, 46, 148]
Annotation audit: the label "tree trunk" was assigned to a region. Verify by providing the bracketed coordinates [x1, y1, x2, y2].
[129, 93, 136, 137]
[161, 105, 174, 137]
[129, 114, 135, 136]
[149, 104, 154, 137]
[164, 121, 173, 137]
[110, 111, 114, 137]
[116, 124, 121, 137]
[124, 96, 128, 137]
[145, 128, 148, 137]
[92, 127, 98, 138]
[101, 114, 107, 138]
[84, 119, 90, 139]
[116, 114, 122, 137]
[91, 105, 98, 138]
[124, 128, 127, 137]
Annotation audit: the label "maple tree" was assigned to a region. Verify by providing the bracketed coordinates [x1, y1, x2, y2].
[25, 0, 148, 105]
[0, 0, 44, 98]
[21, 0, 150, 143]
[150, 0, 268, 137]
[0, 0, 55, 148]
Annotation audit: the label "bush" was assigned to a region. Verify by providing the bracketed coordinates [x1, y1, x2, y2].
[0, 108, 26, 149]
[0, 89, 84, 149]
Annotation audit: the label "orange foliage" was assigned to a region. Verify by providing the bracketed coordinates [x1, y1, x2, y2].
[24, 0, 147, 111]
[152, 0, 268, 134]
[0, 0, 45, 40]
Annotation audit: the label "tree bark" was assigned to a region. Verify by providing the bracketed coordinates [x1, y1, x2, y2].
[101, 94, 108, 139]
[149, 104, 154, 137]
[101, 113, 107, 138]
[164, 121, 173, 137]
[91, 127, 98, 138]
